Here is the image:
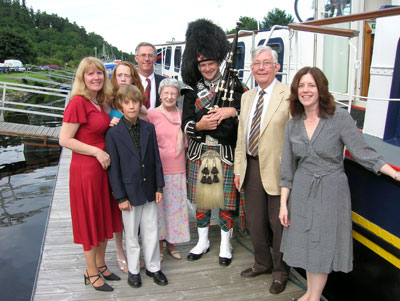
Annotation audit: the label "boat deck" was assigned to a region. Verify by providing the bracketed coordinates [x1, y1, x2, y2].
[33, 148, 305, 300]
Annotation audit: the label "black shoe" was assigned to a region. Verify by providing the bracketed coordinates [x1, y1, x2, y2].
[146, 269, 168, 286]
[269, 279, 287, 294]
[240, 266, 272, 278]
[84, 271, 113, 292]
[98, 265, 121, 281]
[219, 256, 232, 266]
[128, 272, 142, 288]
[187, 247, 210, 261]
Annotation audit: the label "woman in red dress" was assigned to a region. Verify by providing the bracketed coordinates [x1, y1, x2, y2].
[59, 57, 122, 292]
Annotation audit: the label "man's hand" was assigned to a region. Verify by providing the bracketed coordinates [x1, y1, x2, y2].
[155, 192, 163, 203]
[119, 200, 132, 211]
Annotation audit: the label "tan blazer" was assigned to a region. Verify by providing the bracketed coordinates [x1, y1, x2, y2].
[234, 81, 290, 195]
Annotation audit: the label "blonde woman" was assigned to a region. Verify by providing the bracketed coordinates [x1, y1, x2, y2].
[59, 57, 122, 292]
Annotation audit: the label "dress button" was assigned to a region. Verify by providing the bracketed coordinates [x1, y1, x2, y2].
[143, 178, 146, 182]
[142, 164, 145, 168]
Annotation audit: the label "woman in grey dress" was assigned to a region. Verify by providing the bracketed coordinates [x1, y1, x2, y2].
[278, 67, 399, 301]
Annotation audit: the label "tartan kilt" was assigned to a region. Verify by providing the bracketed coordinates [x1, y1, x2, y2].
[187, 144, 237, 211]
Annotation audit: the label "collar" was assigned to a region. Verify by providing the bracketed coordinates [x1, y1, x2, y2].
[203, 72, 222, 89]
[139, 72, 155, 81]
[257, 78, 276, 95]
[122, 116, 139, 128]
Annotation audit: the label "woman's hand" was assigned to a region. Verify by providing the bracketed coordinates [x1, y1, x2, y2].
[94, 148, 111, 170]
[279, 206, 290, 227]
[109, 117, 120, 127]
[139, 105, 148, 120]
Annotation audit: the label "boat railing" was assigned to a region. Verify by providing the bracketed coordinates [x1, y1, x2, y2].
[0, 81, 69, 119]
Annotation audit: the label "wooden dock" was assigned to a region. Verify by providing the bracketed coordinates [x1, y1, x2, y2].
[33, 148, 305, 300]
[0, 121, 60, 140]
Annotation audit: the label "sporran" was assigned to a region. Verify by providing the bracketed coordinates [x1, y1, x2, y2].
[195, 150, 224, 209]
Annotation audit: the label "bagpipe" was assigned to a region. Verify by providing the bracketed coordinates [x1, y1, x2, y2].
[211, 21, 242, 109]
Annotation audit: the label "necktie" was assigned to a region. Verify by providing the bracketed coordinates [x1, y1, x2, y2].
[248, 90, 265, 156]
[145, 78, 151, 109]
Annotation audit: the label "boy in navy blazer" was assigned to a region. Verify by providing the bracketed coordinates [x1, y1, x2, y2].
[105, 85, 167, 288]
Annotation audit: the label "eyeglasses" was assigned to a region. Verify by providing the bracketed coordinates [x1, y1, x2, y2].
[252, 61, 275, 69]
[161, 91, 178, 98]
[138, 54, 154, 59]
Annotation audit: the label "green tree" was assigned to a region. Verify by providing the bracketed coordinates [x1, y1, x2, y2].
[260, 8, 294, 31]
[0, 27, 36, 63]
[226, 16, 258, 34]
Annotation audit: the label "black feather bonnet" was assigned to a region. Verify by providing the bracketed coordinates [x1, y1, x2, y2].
[181, 19, 230, 87]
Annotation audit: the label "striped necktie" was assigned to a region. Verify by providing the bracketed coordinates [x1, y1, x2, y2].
[248, 90, 266, 156]
[144, 78, 151, 108]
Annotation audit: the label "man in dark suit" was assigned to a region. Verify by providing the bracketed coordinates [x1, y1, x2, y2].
[135, 42, 166, 109]
[105, 85, 167, 288]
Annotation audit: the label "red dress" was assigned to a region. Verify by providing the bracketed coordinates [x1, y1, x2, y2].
[63, 95, 122, 251]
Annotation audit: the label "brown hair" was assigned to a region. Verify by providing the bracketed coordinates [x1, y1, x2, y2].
[115, 85, 143, 106]
[71, 57, 112, 103]
[109, 61, 145, 109]
[288, 67, 336, 119]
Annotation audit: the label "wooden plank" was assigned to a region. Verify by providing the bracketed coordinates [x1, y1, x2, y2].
[33, 148, 305, 300]
[0, 122, 60, 139]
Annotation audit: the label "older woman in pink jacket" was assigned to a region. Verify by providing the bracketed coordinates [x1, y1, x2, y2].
[146, 78, 190, 260]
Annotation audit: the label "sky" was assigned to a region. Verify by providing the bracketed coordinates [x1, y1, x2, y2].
[25, 0, 298, 55]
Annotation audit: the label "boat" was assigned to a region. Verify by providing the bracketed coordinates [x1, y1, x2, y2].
[153, 1, 400, 299]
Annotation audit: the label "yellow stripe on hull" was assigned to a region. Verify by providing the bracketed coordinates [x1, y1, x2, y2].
[352, 211, 400, 268]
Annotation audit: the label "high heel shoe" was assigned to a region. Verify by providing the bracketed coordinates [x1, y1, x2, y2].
[84, 272, 113, 292]
[98, 265, 121, 281]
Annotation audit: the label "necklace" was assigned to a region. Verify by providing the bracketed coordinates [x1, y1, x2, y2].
[90, 98, 99, 105]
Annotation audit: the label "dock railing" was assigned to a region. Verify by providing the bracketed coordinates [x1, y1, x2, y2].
[0, 81, 70, 119]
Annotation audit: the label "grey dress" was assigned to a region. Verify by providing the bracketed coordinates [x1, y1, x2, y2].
[280, 108, 385, 274]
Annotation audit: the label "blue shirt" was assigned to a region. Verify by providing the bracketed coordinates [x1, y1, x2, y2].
[109, 108, 123, 119]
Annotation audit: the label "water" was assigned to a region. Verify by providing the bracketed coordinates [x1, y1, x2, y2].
[0, 107, 61, 300]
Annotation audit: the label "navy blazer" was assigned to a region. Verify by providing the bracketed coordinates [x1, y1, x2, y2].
[154, 73, 166, 108]
[105, 119, 164, 206]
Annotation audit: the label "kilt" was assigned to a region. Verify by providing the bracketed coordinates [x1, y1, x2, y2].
[187, 144, 237, 211]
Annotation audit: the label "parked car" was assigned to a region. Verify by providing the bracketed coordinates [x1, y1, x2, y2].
[41, 64, 62, 70]
[4, 59, 26, 72]
[0, 63, 8, 73]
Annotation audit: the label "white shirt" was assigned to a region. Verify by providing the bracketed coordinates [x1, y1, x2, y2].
[139, 72, 156, 110]
[246, 78, 277, 155]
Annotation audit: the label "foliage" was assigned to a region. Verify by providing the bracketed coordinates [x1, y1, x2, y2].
[226, 8, 294, 34]
[0, 0, 135, 67]
[260, 8, 294, 30]
[0, 27, 36, 63]
[226, 16, 259, 34]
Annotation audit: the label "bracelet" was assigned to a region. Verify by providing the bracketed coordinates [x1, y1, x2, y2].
[280, 205, 287, 208]
[394, 171, 400, 181]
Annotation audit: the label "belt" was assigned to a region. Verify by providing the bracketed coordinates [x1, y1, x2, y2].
[246, 154, 258, 160]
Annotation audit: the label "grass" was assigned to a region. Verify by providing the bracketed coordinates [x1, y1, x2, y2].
[0, 71, 50, 85]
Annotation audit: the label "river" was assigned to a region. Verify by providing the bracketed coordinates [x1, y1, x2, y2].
[0, 109, 61, 300]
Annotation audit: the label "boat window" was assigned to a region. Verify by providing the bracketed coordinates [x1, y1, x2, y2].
[267, 38, 284, 82]
[156, 48, 163, 65]
[234, 42, 245, 80]
[165, 46, 172, 70]
[174, 46, 182, 73]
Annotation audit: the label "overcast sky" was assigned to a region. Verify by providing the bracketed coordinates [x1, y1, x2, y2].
[26, 0, 299, 54]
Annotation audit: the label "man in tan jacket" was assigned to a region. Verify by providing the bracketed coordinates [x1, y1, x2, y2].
[234, 46, 290, 295]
